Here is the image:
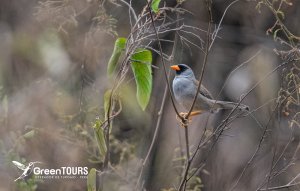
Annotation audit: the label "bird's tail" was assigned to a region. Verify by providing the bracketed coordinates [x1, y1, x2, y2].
[213, 101, 249, 113]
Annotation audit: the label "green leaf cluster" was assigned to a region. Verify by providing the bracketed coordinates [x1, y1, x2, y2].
[107, 37, 127, 77]
[106, 37, 153, 111]
[130, 49, 152, 110]
[90, 37, 153, 172]
[151, 0, 161, 13]
[93, 119, 107, 158]
[87, 168, 97, 191]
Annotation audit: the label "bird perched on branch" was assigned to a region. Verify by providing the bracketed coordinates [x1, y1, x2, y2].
[171, 64, 249, 119]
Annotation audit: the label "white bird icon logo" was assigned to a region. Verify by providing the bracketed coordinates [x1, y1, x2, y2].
[12, 161, 41, 181]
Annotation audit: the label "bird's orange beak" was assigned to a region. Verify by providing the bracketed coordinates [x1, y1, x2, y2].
[170, 65, 180, 71]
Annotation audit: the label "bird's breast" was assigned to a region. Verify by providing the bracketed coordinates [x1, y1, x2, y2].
[172, 77, 196, 109]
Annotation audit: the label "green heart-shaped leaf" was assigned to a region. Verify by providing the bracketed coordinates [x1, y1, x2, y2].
[87, 168, 97, 191]
[107, 37, 127, 76]
[93, 119, 107, 158]
[151, 0, 161, 13]
[130, 49, 152, 110]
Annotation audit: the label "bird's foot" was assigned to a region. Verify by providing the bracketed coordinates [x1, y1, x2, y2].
[176, 112, 191, 127]
[179, 112, 189, 119]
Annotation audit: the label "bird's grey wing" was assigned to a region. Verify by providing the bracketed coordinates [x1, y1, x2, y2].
[192, 79, 214, 99]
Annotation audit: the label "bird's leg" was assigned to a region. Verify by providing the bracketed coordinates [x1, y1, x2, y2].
[189, 110, 203, 116]
[179, 110, 203, 118]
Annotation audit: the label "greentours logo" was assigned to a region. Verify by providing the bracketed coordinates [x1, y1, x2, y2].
[12, 161, 41, 181]
[12, 160, 88, 181]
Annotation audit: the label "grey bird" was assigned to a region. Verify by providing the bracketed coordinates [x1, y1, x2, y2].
[171, 64, 249, 118]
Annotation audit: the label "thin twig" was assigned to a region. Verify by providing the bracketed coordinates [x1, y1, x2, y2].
[209, 0, 240, 51]
[229, 102, 280, 191]
[231, 86, 298, 190]
[186, 61, 293, 182]
[118, 0, 138, 24]
[186, 0, 212, 119]
[135, 1, 183, 190]
[259, 181, 300, 190]
[145, 0, 182, 118]
[135, 73, 170, 190]
[178, 1, 212, 190]
[215, 49, 262, 101]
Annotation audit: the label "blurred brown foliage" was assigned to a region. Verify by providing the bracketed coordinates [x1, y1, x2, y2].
[0, 0, 299, 191]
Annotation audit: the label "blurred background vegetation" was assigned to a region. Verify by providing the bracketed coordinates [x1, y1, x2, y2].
[0, 0, 299, 190]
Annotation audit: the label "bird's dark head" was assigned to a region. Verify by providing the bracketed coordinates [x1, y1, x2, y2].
[170, 64, 194, 77]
